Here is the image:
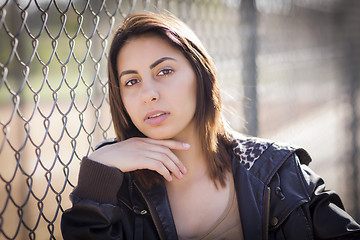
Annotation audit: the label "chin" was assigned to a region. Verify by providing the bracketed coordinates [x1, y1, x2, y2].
[147, 134, 175, 140]
[144, 129, 177, 140]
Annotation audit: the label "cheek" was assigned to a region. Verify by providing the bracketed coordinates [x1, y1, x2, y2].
[184, 73, 197, 104]
[172, 74, 197, 118]
[121, 92, 138, 123]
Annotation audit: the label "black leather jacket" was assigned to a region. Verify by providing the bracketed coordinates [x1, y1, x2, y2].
[61, 136, 360, 240]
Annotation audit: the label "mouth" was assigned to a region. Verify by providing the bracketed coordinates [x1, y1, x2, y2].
[147, 112, 167, 119]
[144, 111, 169, 125]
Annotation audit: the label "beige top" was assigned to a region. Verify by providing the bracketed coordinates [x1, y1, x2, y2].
[178, 178, 244, 240]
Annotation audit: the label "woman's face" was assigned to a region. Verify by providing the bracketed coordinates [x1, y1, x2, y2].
[117, 34, 197, 140]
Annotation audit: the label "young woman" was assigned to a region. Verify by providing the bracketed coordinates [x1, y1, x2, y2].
[61, 13, 360, 240]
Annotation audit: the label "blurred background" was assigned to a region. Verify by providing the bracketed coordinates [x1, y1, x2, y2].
[0, 0, 359, 239]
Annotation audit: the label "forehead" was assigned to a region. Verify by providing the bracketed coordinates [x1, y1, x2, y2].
[116, 34, 183, 68]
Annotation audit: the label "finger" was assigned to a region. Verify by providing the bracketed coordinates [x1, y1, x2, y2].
[140, 138, 191, 151]
[144, 150, 184, 180]
[142, 159, 173, 182]
[138, 140, 187, 175]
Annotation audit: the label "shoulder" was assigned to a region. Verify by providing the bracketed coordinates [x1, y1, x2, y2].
[229, 131, 311, 173]
[230, 132, 318, 227]
[230, 131, 272, 170]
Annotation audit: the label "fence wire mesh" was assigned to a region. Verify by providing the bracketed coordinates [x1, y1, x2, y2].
[0, 0, 359, 239]
[0, 1, 242, 239]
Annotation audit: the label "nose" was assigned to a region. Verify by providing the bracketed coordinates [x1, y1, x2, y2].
[141, 80, 159, 104]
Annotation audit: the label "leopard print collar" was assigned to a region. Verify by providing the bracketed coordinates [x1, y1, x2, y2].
[231, 136, 271, 170]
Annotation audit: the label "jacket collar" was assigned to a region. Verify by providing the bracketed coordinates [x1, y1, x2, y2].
[232, 158, 269, 240]
[133, 178, 178, 240]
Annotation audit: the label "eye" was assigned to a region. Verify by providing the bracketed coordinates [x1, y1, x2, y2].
[125, 79, 140, 86]
[157, 68, 173, 76]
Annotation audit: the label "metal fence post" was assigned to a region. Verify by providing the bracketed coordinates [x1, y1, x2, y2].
[346, 33, 360, 223]
[240, 0, 258, 136]
[337, 1, 360, 222]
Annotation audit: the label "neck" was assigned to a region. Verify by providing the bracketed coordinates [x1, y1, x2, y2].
[169, 126, 208, 187]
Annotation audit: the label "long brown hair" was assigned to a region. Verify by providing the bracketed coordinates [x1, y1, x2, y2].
[108, 12, 232, 188]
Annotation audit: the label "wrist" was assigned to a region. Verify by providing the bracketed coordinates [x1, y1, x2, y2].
[72, 157, 124, 205]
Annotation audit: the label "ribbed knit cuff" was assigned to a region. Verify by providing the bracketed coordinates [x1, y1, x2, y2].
[72, 157, 124, 205]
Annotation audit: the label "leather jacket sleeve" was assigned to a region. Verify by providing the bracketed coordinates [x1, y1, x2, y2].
[301, 164, 360, 239]
[61, 197, 124, 240]
[61, 157, 126, 240]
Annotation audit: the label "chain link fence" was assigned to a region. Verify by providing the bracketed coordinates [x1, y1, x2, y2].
[0, 1, 242, 239]
[0, 0, 359, 239]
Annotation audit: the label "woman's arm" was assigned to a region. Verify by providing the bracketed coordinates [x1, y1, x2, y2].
[301, 164, 360, 239]
[61, 137, 189, 239]
[61, 157, 125, 240]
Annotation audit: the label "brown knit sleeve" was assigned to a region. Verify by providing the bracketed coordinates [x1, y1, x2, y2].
[72, 157, 124, 205]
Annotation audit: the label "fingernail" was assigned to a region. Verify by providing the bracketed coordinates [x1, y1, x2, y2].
[179, 172, 183, 178]
[183, 166, 188, 174]
[183, 143, 191, 149]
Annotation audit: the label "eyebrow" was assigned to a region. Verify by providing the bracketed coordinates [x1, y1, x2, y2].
[118, 57, 176, 79]
[150, 57, 176, 69]
[119, 70, 138, 80]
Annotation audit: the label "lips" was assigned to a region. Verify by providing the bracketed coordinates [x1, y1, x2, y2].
[144, 110, 169, 125]
[147, 112, 166, 119]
